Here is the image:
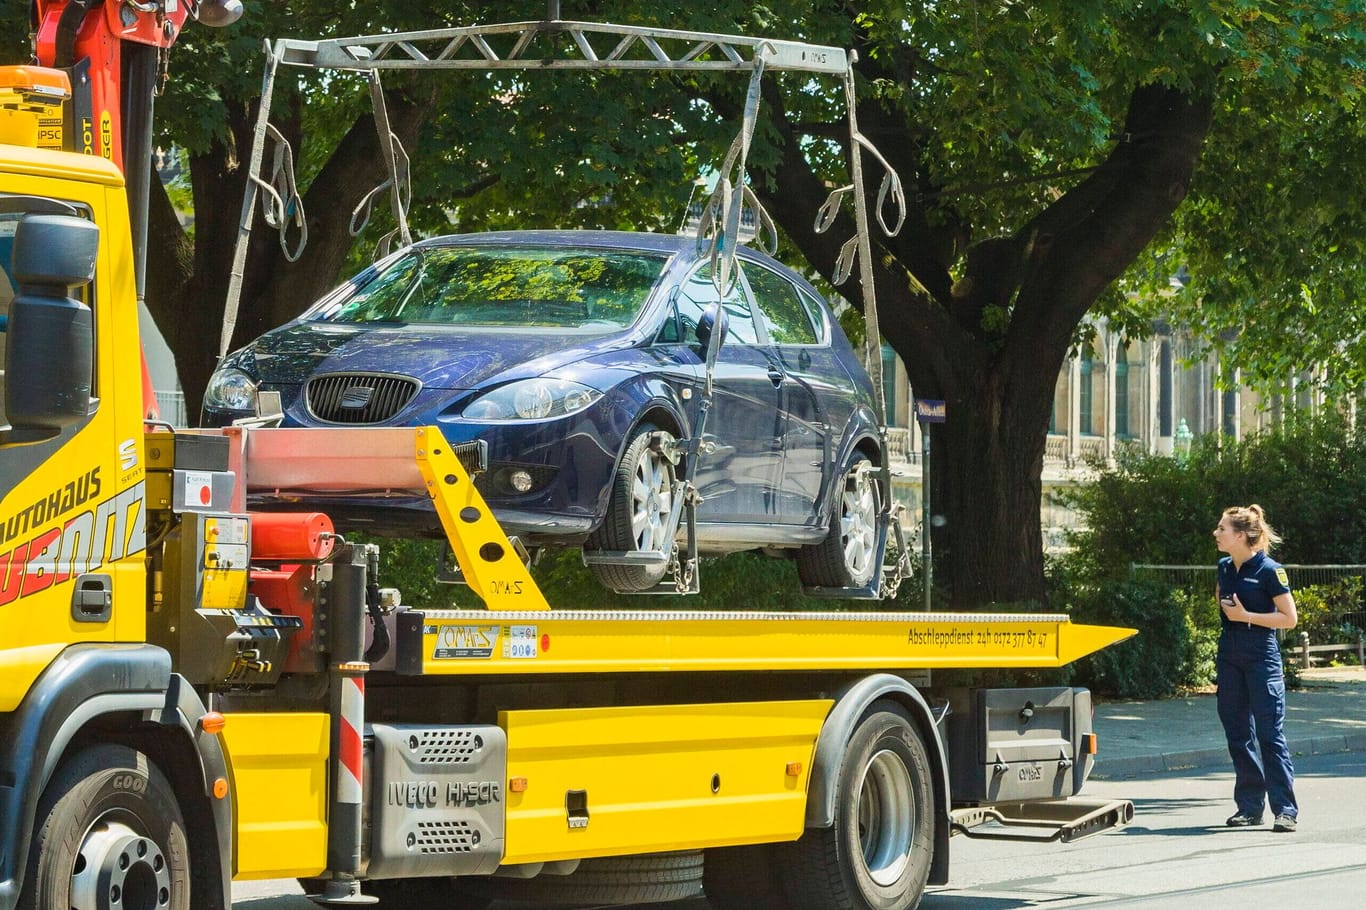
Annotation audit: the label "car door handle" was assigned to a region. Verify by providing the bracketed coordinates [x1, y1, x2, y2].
[766, 365, 784, 386]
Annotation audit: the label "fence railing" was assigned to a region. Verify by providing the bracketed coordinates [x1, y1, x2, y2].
[1131, 563, 1366, 599]
[154, 390, 189, 428]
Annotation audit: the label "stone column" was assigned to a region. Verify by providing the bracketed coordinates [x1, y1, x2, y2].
[1157, 330, 1174, 455]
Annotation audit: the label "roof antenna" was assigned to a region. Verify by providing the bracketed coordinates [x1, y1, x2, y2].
[546, 1, 561, 20]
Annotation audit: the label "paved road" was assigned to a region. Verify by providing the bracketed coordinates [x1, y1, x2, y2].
[234, 750, 1366, 909]
[923, 750, 1366, 909]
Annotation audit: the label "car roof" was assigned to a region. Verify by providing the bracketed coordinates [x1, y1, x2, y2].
[412, 229, 777, 263]
[401, 230, 830, 310]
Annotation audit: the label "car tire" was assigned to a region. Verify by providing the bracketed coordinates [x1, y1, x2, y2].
[20, 744, 190, 910]
[797, 452, 881, 588]
[586, 423, 677, 593]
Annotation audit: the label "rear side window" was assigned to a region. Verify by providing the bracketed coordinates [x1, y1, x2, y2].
[745, 264, 819, 345]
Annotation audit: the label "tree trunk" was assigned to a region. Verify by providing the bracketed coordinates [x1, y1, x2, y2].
[932, 366, 1054, 607]
[749, 73, 1212, 608]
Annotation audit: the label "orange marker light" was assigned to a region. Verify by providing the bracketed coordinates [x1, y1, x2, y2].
[212, 777, 229, 799]
[785, 762, 802, 778]
[1082, 733, 1098, 755]
[200, 712, 227, 734]
[509, 777, 529, 793]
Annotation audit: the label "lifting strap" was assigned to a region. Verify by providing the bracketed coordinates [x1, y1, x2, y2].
[349, 70, 412, 260]
[693, 45, 778, 297]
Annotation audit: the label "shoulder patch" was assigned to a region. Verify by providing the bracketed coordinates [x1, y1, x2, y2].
[1275, 567, 1289, 587]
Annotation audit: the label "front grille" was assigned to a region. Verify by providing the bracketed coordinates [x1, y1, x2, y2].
[306, 373, 419, 424]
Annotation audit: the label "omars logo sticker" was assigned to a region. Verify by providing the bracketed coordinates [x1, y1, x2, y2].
[0, 472, 145, 608]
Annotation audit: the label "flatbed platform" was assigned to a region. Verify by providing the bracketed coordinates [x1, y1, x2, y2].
[393, 609, 1134, 675]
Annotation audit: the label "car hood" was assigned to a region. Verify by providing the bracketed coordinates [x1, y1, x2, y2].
[244, 321, 634, 389]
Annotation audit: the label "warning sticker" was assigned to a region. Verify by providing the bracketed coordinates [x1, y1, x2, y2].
[432, 625, 500, 659]
[503, 625, 538, 659]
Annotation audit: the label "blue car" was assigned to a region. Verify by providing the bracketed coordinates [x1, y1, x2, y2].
[204, 231, 886, 592]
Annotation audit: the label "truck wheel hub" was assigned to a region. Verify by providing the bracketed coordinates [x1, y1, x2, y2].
[70, 821, 170, 910]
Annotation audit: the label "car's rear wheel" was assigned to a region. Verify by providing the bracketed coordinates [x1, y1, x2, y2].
[586, 424, 677, 592]
[797, 452, 881, 588]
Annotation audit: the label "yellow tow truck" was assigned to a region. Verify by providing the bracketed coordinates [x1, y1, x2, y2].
[0, 9, 1135, 910]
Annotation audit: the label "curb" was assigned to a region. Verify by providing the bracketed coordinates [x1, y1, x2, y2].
[1093, 731, 1366, 779]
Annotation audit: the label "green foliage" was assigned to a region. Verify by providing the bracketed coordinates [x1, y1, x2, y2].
[1058, 412, 1366, 579]
[1068, 580, 1192, 698]
[10, 0, 1365, 612]
[1054, 415, 1366, 694]
[370, 541, 858, 612]
[1293, 578, 1364, 645]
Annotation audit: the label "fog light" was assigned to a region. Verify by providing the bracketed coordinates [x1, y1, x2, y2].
[509, 469, 534, 493]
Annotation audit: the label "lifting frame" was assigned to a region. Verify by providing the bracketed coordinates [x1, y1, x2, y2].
[220, 13, 917, 599]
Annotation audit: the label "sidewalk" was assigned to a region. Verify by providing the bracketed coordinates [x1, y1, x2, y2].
[1090, 665, 1366, 778]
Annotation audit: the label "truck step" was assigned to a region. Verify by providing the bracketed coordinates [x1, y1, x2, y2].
[949, 797, 1135, 844]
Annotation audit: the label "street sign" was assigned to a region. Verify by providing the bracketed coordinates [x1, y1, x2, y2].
[915, 398, 946, 423]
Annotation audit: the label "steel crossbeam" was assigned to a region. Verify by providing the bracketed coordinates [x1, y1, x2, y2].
[275, 20, 849, 75]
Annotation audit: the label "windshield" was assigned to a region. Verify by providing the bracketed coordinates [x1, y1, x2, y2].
[312, 245, 669, 330]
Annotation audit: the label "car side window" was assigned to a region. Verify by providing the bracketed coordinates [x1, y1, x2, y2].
[797, 289, 830, 344]
[674, 264, 761, 345]
[745, 264, 820, 345]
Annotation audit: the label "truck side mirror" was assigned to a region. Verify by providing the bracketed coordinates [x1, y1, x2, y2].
[5, 214, 96, 437]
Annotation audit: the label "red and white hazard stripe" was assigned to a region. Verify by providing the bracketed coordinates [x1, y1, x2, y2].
[337, 675, 364, 804]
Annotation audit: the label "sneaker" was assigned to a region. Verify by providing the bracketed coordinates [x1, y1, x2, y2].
[1226, 812, 1264, 827]
[1273, 814, 1297, 832]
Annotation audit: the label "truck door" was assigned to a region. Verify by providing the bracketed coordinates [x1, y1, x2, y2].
[0, 186, 141, 712]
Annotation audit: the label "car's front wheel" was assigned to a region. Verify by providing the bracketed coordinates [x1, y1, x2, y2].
[798, 452, 882, 589]
[586, 424, 677, 592]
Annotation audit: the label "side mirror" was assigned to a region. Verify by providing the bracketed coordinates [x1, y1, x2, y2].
[695, 301, 729, 356]
[5, 215, 96, 436]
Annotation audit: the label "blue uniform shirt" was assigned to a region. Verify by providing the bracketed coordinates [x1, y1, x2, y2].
[1217, 551, 1290, 631]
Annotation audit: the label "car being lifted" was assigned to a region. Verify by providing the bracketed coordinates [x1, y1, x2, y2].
[204, 229, 885, 593]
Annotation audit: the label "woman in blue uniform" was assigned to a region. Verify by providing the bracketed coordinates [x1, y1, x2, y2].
[1212, 504, 1299, 832]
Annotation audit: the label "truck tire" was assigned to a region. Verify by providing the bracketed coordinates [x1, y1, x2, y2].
[365, 877, 489, 908]
[797, 453, 880, 589]
[478, 851, 703, 906]
[779, 704, 933, 910]
[586, 424, 677, 592]
[20, 744, 190, 910]
[703, 843, 786, 910]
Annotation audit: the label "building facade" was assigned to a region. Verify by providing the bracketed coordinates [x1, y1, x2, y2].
[879, 322, 1333, 550]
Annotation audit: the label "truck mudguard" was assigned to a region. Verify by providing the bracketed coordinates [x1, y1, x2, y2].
[805, 673, 953, 887]
[0, 643, 228, 910]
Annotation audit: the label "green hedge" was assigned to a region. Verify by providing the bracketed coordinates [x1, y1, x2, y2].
[1053, 413, 1366, 696]
[1059, 412, 1366, 578]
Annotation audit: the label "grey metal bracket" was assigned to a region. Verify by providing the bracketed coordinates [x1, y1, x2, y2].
[580, 476, 701, 596]
[949, 798, 1135, 844]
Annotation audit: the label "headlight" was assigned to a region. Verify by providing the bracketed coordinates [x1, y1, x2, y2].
[204, 367, 258, 411]
[462, 379, 602, 421]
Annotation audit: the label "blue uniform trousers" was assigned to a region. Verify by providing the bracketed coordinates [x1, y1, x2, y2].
[1215, 628, 1298, 819]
